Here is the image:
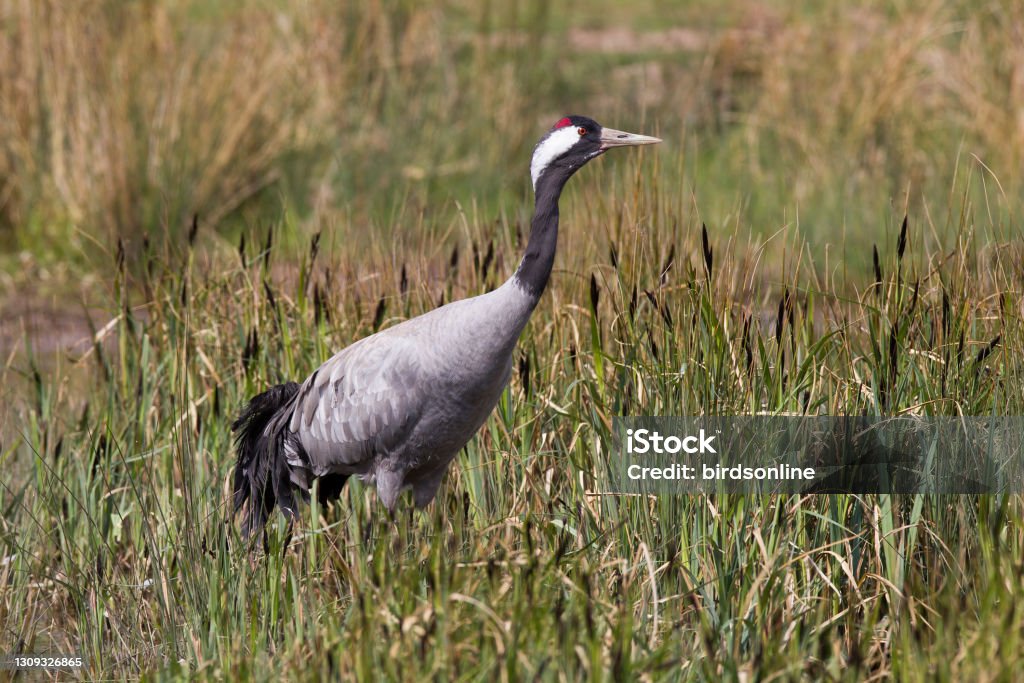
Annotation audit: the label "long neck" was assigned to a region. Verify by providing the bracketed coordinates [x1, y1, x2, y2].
[511, 169, 570, 299]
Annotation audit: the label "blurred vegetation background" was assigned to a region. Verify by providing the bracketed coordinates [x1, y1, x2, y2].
[1, 0, 1021, 272]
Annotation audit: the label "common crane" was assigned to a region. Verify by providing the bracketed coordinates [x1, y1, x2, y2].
[233, 116, 660, 533]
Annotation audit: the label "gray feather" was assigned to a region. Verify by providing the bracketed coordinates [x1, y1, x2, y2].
[281, 279, 536, 508]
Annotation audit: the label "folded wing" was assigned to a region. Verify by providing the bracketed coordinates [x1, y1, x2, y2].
[289, 335, 425, 475]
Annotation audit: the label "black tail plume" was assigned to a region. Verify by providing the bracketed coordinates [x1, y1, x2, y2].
[232, 382, 301, 535]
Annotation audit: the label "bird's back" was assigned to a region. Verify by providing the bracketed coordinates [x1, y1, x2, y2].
[284, 278, 536, 507]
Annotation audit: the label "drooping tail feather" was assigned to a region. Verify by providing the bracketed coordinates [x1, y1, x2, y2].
[231, 382, 301, 536]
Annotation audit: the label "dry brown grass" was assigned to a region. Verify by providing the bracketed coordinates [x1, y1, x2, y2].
[1, 0, 1022, 258]
[0, 0, 317, 243]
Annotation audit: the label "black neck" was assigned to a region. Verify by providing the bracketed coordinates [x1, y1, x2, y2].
[513, 166, 573, 298]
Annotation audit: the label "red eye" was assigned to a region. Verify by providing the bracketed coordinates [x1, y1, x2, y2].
[577, 127, 587, 136]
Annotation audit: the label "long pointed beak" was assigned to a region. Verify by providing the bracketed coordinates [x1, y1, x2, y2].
[599, 127, 662, 150]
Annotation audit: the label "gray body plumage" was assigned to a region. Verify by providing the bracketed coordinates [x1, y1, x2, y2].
[284, 278, 536, 509]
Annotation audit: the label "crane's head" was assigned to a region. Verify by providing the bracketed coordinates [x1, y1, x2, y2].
[530, 115, 661, 191]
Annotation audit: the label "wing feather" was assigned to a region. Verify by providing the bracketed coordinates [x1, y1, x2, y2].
[290, 334, 424, 474]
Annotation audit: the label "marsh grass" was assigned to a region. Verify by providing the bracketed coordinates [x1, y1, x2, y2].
[2, 147, 1023, 678]
[3, 0, 1024, 680]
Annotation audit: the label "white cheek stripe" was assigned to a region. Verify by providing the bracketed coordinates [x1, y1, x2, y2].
[530, 126, 580, 189]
